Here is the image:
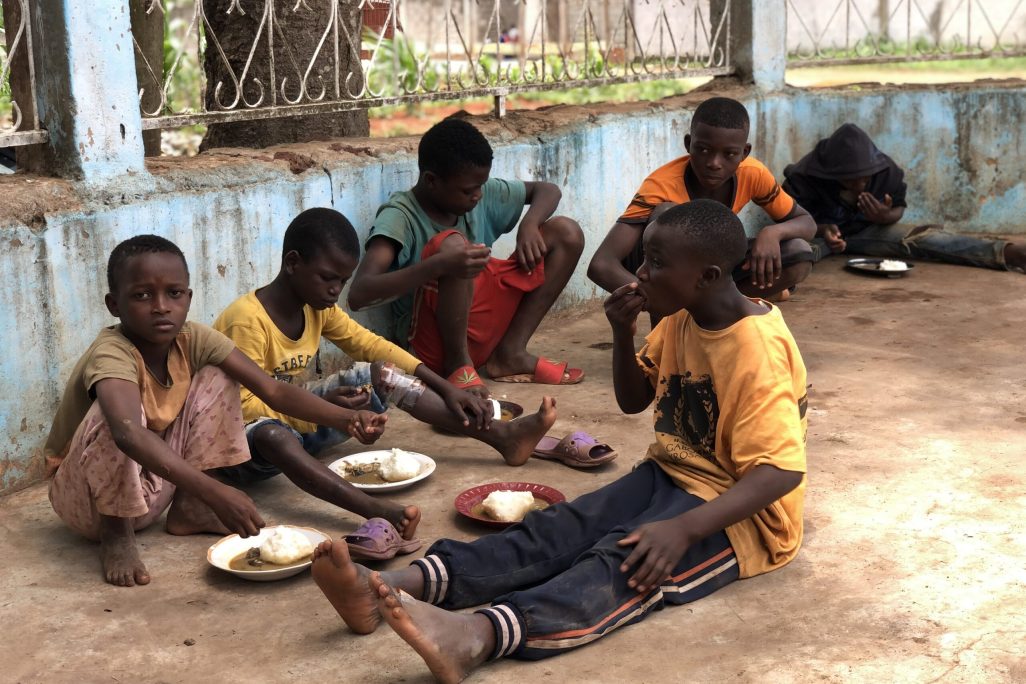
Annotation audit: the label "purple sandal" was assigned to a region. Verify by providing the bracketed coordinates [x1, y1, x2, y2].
[532, 431, 618, 468]
[344, 518, 422, 561]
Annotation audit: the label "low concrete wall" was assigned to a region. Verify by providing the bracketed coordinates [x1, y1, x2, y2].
[2, 79, 1024, 493]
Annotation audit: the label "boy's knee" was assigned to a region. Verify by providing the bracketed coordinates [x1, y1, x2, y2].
[192, 365, 238, 391]
[780, 238, 813, 259]
[251, 423, 297, 456]
[542, 216, 585, 254]
[437, 232, 469, 255]
[647, 202, 678, 226]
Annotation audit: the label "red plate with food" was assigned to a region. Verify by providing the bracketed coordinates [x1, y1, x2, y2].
[454, 482, 566, 529]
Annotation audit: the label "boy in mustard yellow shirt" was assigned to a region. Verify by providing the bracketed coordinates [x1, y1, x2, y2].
[214, 208, 555, 545]
[308, 199, 808, 681]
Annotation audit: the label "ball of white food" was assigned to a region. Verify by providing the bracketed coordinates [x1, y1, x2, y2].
[481, 490, 536, 522]
[379, 448, 422, 482]
[259, 527, 315, 565]
[878, 259, 905, 271]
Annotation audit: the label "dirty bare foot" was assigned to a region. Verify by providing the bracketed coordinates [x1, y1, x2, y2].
[98, 515, 150, 587]
[312, 540, 382, 634]
[165, 491, 230, 536]
[387, 504, 421, 541]
[492, 396, 558, 466]
[371, 572, 494, 684]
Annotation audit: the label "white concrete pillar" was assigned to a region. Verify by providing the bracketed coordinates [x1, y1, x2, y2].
[722, 0, 787, 91]
[30, 0, 145, 179]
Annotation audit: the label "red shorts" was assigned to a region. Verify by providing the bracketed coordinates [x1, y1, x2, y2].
[409, 230, 545, 374]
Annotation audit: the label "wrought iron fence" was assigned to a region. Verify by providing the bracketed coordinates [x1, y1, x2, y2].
[787, 0, 1026, 67]
[135, 0, 733, 130]
[0, 0, 46, 147]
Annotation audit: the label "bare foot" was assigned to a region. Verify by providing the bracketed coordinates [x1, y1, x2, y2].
[165, 491, 230, 536]
[371, 572, 494, 684]
[387, 505, 421, 541]
[311, 540, 382, 634]
[98, 515, 151, 587]
[493, 396, 558, 466]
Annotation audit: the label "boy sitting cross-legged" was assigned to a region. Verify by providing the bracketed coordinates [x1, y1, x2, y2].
[309, 200, 808, 683]
[588, 96, 817, 305]
[45, 236, 386, 587]
[347, 117, 586, 395]
[213, 208, 557, 542]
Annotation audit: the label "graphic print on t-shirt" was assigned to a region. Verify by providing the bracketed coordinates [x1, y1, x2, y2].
[653, 371, 719, 464]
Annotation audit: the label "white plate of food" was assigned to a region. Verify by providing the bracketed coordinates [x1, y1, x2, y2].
[845, 257, 914, 276]
[328, 448, 436, 493]
[207, 525, 329, 582]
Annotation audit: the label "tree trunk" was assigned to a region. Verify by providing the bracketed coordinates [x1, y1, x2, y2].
[130, 0, 164, 156]
[200, 0, 369, 151]
[2, 0, 43, 171]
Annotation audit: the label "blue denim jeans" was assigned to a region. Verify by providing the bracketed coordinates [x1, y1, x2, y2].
[811, 224, 1009, 270]
[216, 362, 387, 484]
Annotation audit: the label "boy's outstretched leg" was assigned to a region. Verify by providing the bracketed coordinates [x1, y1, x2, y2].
[99, 515, 150, 587]
[246, 424, 421, 539]
[312, 539, 425, 634]
[398, 383, 558, 465]
[372, 572, 495, 684]
[484, 217, 585, 381]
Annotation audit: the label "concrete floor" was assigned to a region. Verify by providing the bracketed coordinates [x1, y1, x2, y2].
[3, 258, 1026, 683]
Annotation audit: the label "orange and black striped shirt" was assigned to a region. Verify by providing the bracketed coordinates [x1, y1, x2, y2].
[619, 155, 794, 223]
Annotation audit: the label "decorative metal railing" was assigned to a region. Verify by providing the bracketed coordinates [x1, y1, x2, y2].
[0, 0, 46, 147]
[134, 0, 733, 130]
[787, 0, 1026, 67]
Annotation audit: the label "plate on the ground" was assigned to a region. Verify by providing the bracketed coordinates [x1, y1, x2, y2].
[845, 258, 914, 276]
[327, 450, 436, 492]
[207, 525, 328, 582]
[455, 482, 566, 529]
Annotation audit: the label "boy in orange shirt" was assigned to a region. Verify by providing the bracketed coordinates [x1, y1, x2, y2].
[589, 96, 816, 303]
[309, 200, 808, 682]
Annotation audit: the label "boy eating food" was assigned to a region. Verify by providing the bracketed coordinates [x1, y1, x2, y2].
[44, 236, 384, 587]
[348, 118, 586, 395]
[309, 200, 808, 682]
[212, 208, 557, 545]
[588, 96, 816, 304]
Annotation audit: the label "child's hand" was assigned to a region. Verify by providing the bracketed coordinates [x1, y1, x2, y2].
[857, 192, 893, 224]
[746, 231, 783, 289]
[346, 410, 388, 444]
[604, 282, 645, 336]
[207, 484, 265, 538]
[444, 387, 494, 431]
[617, 518, 694, 593]
[325, 385, 373, 410]
[514, 222, 548, 273]
[442, 243, 491, 279]
[820, 224, 847, 253]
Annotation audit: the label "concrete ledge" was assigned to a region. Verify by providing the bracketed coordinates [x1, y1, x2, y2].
[3, 78, 1025, 492]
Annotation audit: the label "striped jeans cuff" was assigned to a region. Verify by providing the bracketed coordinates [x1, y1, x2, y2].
[477, 604, 525, 660]
[411, 554, 449, 605]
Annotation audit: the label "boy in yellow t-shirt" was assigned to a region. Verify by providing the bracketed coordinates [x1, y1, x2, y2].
[214, 209, 556, 545]
[307, 200, 808, 679]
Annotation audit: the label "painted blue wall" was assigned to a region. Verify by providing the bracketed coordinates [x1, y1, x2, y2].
[2, 82, 1024, 492]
